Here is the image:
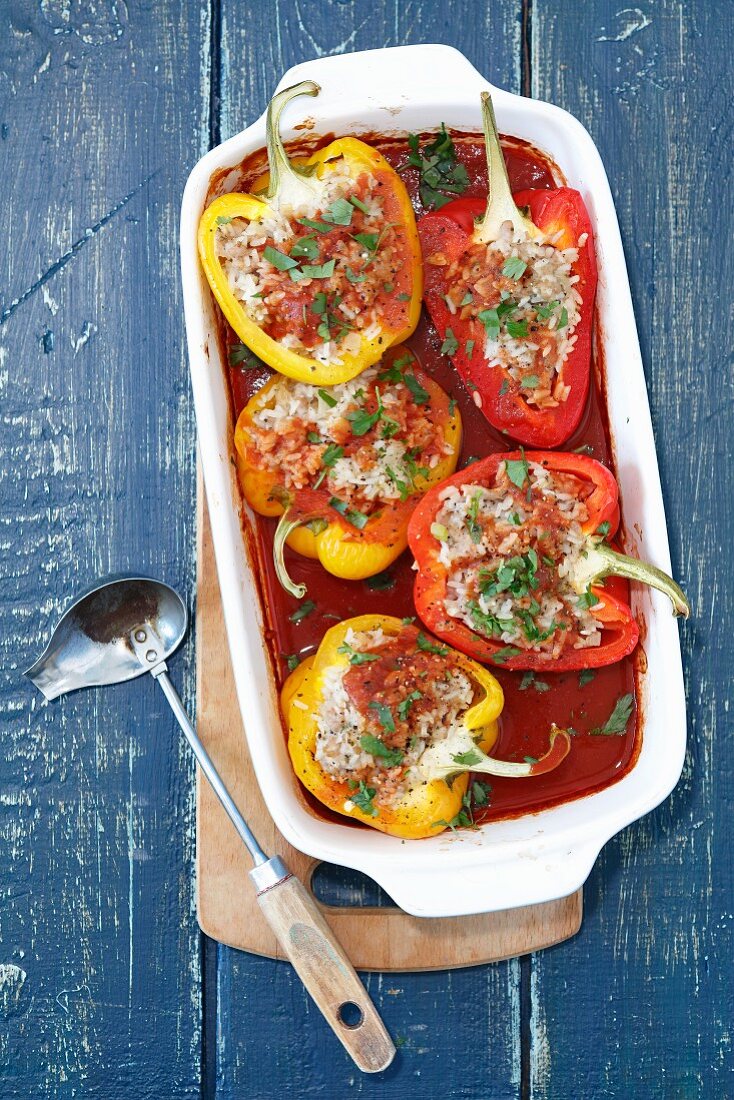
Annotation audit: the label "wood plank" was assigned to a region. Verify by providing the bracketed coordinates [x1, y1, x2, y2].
[212, 4, 527, 1096]
[529, 3, 733, 1096]
[0, 3, 208, 1095]
[197, 497, 583, 968]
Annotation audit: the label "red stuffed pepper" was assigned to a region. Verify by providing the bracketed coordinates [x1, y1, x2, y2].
[418, 93, 597, 448]
[407, 450, 689, 671]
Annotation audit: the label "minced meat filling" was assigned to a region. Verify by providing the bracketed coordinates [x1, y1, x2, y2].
[245, 362, 452, 514]
[314, 625, 475, 809]
[437, 460, 603, 656]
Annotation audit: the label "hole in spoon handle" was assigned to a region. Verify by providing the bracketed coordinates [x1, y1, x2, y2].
[254, 873, 395, 1073]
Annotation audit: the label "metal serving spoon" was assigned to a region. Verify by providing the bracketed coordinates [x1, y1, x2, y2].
[25, 576, 395, 1074]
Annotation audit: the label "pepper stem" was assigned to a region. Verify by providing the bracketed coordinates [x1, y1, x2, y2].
[474, 91, 539, 245]
[264, 80, 322, 211]
[417, 726, 571, 783]
[572, 541, 690, 618]
[273, 509, 307, 599]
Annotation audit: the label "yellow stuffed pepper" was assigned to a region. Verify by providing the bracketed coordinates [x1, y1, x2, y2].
[234, 347, 461, 595]
[198, 80, 422, 386]
[281, 615, 571, 839]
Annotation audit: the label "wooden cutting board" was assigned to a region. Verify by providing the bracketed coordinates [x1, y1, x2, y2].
[195, 497, 582, 970]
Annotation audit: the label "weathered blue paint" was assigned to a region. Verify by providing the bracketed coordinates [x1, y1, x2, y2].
[0, 1, 728, 1097]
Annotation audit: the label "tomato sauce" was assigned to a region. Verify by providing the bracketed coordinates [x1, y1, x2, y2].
[217, 130, 640, 827]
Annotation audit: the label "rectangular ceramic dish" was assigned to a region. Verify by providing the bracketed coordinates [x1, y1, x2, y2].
[180, 44, 686, 918]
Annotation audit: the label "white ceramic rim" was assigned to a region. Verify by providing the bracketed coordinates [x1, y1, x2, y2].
[181, 44, 686, 918]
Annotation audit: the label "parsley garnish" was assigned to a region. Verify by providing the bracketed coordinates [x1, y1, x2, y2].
[404, 124, 469, 210]
[416, 633, 448, 656]
[290, 234, 320, 262]
[519, 671, 550, 693]
[317, 388, 337, 408]
[348, 194, 369, 214]
[298, 216, 332, 234]
[397, 691, 422, 722]
[506, 319, 529, 339]
[264, 245, 299, 271]
[465, 339, 475, 359]
[596, 521, 611, 537]
[229, 343, 266, 369]
[359, 734, 404, 767]
[441, 328, 459, 356]
[347, 390, 384, 436]
[368, 701, 396, 734]
[504, 449, 530, 489]
[215, 214, 233, 225]
[502, 256, 527, 280]
[578, 588, 600, 609]
[289, 599, 316, 623]
[323, 197, 354, 226]
[336, 643, 379, 666]
[365, 571, 395, 591]
[466, 491, 483, 544]
[590, 693, 635, 736]
[491, 646, 522, 665]
[521, 374, 540, 389]
[328, 496, 370, 529]
[404, 372, 430, 405]
[284, 653, 301, 671]
[349, 779, 378, 817]
[579, 669, 595, 687]
[452, 748, 483, 766]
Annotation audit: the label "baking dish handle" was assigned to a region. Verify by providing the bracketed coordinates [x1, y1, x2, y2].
[274, 43, 495, 116]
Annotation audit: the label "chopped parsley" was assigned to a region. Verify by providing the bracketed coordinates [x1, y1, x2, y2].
[328, 496, 370, 529]
[465, 339, 475, 359]
[403, 371, 430, 405]
[284, 653, 301, 671]
[323, 197, 354, 226]
[465, 491, 484, 544]
[348, 779, 378, 817]
[506, 319, 529, 339]
[403, 124, 469, 210]
[397, 690, 422, 722]
[289, 599, 316, 623]
[365, 571, 396, 591]
[440, 328, 459, 356]
[347, 389, 384, 436]
[504, 449, 530, 489]
[317, 388, 337, 408]
[469, 601, 514, 638]
[502, 256, 527, 280]
[348, 194, 369, 214]
[359, 734, 404, 767]
[490, 646, 522, 665]
[578, 588, 600, 610]
[596, 521, 611, 537]
[579, 669, 595, 687]
[337, 642, 380, 666]
[263, 245, 299, 271]
[590, 693, 635, 736]
[229, 343, 266, 369]
[519, 671, 550, 693]
[290, 234, 320, 262]
[416, 632, 448, 656]
[521, 374, 540, 389]
[368, 701, 396, 734]
[452, 748, 483, 767]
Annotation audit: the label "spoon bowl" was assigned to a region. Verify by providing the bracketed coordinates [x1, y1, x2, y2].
[25, 576, 187, 700]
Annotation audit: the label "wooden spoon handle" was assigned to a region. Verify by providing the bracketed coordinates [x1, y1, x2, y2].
[255, 871, 395, 1073]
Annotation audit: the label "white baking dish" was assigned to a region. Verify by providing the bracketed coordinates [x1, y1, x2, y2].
[180, 44, 686, 918]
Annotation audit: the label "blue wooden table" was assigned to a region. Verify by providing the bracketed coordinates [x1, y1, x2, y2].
[1, 2, 730, 1096]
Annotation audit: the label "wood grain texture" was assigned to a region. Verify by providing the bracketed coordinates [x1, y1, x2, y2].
[211, 5, 528, 1098]
[529, 2, 733, 1097]
[197, 498, 582, 969]
[0, 2, 208, 1096]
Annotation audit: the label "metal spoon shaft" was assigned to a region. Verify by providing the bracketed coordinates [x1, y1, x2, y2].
[153, 667, 267, 866]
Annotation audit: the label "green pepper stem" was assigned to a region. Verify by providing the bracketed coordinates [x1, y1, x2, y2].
[264, 81, 322, 211]
[573, 541, 691, 618]
[475, 92, 539, 244]
[417, 726, 571, 782]
[273, 509, 307, 599]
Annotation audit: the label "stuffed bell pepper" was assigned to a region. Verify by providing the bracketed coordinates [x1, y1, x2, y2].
[281, 615, 571, 838]
[418, 93, 597, 447]
[407, 451, 689, 671]
[198, 81, 422, 386]
[234, 347, 461, 595]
